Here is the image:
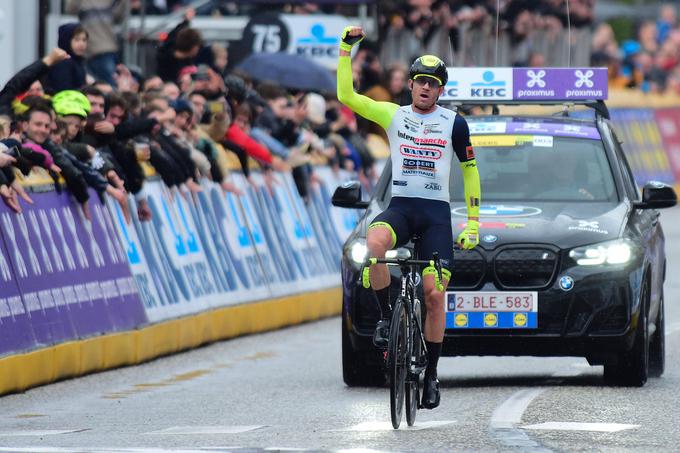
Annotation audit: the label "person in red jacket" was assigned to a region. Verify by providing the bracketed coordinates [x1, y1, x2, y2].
[223, 75, 273, 166]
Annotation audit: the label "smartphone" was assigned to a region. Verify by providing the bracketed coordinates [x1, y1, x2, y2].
[208, 101, 225, 113]
[86, 112, 105, 125]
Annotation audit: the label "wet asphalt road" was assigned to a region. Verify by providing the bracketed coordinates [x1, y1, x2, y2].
[1, 206, 680, 453]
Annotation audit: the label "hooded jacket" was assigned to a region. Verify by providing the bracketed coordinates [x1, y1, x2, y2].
[44, 23, 88, 93]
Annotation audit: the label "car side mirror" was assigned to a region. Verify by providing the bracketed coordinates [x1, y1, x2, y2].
[331, 180, 369, 209]
[633, 181, 677, 209]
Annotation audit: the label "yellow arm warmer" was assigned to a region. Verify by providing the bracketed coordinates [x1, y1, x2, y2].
[336, 56, 398, 130]
[461, 160, 481, 221]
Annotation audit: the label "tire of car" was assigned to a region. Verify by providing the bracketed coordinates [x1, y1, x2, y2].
[649, 296, 665, 378]
[341, 313, 386, 387]
[604, 279, 649, 387]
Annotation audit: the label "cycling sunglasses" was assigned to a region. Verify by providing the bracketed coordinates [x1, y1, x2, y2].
[413, 75, 442, 89]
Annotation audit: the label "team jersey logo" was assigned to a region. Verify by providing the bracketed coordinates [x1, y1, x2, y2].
[466, 145, 475, 160]
[400, 144, 442, 160]
[423, 123, 443, 134]
[397, 131, 447, 148]
[402, 158, 436, 178]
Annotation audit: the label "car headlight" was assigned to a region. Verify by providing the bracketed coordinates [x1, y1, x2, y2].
[346, 238, 398, 266]
[348, 239, 368, 265]
[568, 239, 637, 266]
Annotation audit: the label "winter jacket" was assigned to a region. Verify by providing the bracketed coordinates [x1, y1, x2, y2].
[44, 23, 87, 93]
[156, 19, 196, 82]
[0, 60, 50, 115]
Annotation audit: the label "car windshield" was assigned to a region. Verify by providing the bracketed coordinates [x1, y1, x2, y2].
[382, 134, 618, 203]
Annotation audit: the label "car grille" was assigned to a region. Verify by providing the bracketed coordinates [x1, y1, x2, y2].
[450, 248, 486, 288]
[494, 248, 558, 289]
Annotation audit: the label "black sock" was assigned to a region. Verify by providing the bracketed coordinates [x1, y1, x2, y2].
[375, 286, 391, 320]
[425, 341, 442, 379]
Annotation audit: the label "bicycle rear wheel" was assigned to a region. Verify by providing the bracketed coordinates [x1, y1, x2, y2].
[405, 297, 422, 427]
[388, 296, 408, 429]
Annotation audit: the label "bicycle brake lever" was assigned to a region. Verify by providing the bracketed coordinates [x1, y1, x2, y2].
[432, 252, 444, 292]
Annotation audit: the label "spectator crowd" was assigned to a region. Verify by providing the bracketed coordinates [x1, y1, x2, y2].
[0, 6, 379, 221]
[591, 3, 680, 95]
[4, 1, 680, 218]
[376, 0, 594, 67]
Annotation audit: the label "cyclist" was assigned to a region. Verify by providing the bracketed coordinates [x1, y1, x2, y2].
[337, 26, 481, 409]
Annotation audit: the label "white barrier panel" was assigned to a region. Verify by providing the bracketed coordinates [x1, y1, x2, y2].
[283, 173, 336, 278]
[315, 167, 360, 245]
[189, 181, 253, 305]
[279, 173, 336, 290]
[206, 176, 271, 303]
[246, 173, 304, 297]
[143, 183, 215, 313]
[107, 197, 168, 322]
[109, 172, 346, 323]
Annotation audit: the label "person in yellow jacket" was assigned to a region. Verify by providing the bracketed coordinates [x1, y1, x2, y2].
[337, 26, 481, 409]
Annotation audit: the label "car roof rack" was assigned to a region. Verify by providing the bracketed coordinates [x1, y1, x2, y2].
[444, 100, 610, 120]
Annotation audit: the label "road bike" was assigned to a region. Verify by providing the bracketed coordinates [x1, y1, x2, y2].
[362, 241, 444, 428]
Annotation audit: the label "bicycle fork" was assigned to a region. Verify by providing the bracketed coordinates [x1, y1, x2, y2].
[406, 274, 428, 380]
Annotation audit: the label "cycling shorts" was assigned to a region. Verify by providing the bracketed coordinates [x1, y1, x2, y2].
[369, 196, 453, 272]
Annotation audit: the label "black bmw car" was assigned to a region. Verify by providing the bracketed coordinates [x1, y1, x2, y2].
[333, 104, 677, 388]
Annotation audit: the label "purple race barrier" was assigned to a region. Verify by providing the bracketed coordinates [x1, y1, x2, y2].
[0, 189, 147, 354]
[0, 230, 36, 356]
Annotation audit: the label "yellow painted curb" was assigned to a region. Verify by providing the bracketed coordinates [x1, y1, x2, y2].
[0, 287, 341, 396]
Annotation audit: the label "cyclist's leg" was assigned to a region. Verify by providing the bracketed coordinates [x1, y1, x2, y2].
[367, 201, 410, 346]
[417, 209, 453, 409]
[420, 223, 452, 343]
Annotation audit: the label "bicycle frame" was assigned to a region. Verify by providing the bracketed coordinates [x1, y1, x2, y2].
[395, 260, 428, 380]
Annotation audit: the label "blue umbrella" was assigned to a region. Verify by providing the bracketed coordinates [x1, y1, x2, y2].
[236, 52, 336, 93]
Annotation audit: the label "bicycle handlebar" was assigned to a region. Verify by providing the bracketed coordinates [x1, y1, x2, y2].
[361, 253, 444, 291]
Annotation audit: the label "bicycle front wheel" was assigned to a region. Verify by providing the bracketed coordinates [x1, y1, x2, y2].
[388, 296, 408, 429]
[405, 297, 422, 427]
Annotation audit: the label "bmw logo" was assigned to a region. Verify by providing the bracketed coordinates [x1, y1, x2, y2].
[559, 276, 574, 291]
[482, 234, 498, 243]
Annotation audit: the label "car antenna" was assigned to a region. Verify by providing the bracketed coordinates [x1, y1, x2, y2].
[494, 0, 500, 67]
[566, 0, 572, 67]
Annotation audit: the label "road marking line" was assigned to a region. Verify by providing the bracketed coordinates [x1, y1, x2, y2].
[0, 449, 316, 453]
[490, 389, 546, 429]
[0, 429, 88, 437]
[0, 449, 225, 453]
[144, 425, 266, 435]
[0, 449, 84, 452]
[522, 422, 640, 433]
[490, 389, 555, 452]
[333, 420, 455, 431]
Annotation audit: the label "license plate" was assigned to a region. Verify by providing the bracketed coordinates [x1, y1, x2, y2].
[445, 291, 538, 329]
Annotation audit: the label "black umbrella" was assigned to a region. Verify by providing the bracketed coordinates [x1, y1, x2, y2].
[235, 52, 336, 93]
